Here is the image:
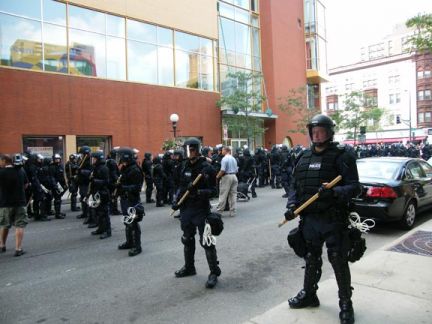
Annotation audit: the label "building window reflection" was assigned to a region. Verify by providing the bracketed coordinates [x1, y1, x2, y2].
[0, 0, 215, 91]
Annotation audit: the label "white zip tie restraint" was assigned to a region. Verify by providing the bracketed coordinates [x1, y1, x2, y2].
[349, 212, 375, 233]
[202, 223, 217, 246]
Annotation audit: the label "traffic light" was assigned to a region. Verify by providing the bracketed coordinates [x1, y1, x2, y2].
[360, 126, 366, 135]
[396, 116, 401, 124]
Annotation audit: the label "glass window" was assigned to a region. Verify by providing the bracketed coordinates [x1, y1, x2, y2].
[425, 70, 431, 78]
[175, 31, 199, 53]
[69, 29, 106, 77]
[107, 14, 125, 38]
[43, 23, 67, 73]
[252, 27, 260, 58]
[234, 0, 249, 10]
[127, 19, 157, 43]
[199, 37, 212, 55]
[106, 36, 126, 80]
[175, 49, 198, 88]
[235, 7, 249, 24]
[251, 0, 258, 12]
[219, 18, 236, 52]
[0, 14, 42, 69]
[419, 112, 424, 123]
[425, 90, 432, 100]
[127, 40, 157, 84]
[251, 14, 259, 27]
[253, 55, 261, 70]
[0, 0, 41, 20]
[77, 136, 111, 156]
[420, 160, 432, 177]
[417, 71, 423, 79]
[235, 22, 251, 54]
[220, 49, 236, 66]
[158, 46, 174, 86]
[23, 136, 64, 159]
[236, 53, 252, 69]
[426, 112, 432, 123]
[199, 55, 214, 90]
[389, 94, 394, 104]
[43, 0, 66, 26]
[418, 90, 424, 101]
[69, 5, 106, 34]
[219, 2, 235, 19]
[157, 27, 173, 47]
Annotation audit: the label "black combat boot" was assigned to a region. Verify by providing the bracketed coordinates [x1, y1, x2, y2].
[205, 247, 221, 289]
[289, 252, 322, 308]
[71, 197, 81, 212]
[118, 226, 133, 249]
[100, 216, 112, 239]
[54, 201, 65, 219]
[128, 223, 142, 256]
[329, 251, 355, 324]
[175, 242, 196, 277]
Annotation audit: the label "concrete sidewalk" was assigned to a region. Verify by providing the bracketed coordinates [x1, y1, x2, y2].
[245, 221, 432, 324]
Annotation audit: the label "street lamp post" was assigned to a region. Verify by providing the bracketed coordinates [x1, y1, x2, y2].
[170, 113, 179, 139]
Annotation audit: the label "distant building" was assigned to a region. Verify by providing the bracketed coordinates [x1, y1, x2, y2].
[323, 23, 432, 145]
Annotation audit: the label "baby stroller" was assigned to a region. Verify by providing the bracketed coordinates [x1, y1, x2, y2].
[236, 177, 256, 202]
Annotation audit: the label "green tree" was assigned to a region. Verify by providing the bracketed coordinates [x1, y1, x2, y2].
[406, 13, 432, 53]
[277, 86, 321, 135]
[334, 91, 385, 143]
[217, 71, 266, 147]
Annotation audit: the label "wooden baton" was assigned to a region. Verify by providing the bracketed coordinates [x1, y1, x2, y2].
[170, 174, 203, 217]
[278, 175, 342, 228]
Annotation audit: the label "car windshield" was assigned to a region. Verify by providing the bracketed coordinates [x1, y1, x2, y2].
[357, 160, 400, 180]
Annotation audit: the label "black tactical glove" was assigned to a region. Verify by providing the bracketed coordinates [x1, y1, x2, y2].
[172, 203, 180, 211]
[187, 182, 197, 194]
[318, 184, 335, 200]
[284, 208, 296, 221]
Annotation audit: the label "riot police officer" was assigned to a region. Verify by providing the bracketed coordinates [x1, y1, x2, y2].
[284, 114, 361, 324]
[117, 147, 145, 257]
[89, 151, 111, 239]
[65, 154, 80, 211]
[269, 145, 282, 189]
[280, 145, 293, 198]
[141, 152, 155, 204]
[238, 148, 257, 198]
[76, 146, 95, 227]
[106, 148, 120, 215]
[152, 156, 166, 207]
[27, 154, 49, 221]
[171, 138, 220, 289]
[39, 157, 55, 218]
[50, 154, 67, 219]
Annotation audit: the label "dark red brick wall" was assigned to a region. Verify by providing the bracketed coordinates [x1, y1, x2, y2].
[0, 68, 221, 155]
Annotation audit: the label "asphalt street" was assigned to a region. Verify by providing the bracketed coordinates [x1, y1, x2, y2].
[1, 187, 428, 324]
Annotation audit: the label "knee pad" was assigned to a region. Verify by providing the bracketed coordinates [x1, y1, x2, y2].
[181, 235, 195, 247]
[328, 250, 345, 265]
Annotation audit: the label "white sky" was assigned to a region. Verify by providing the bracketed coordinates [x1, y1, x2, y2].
[325, 0, 432, 69]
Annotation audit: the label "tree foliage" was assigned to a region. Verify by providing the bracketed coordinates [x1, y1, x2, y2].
[331, 91, 385, 140]
[277, 86, 320, 135]
[406, 13, 432, 53]
[216, 71, 267, 145]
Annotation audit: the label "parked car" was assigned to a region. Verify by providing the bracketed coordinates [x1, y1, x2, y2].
[352, 157, 432, 230]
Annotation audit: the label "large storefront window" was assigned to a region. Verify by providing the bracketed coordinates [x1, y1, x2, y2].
[23, 136, 64, 159]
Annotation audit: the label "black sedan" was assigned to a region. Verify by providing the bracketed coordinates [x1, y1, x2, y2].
[352, 157, 432, 230]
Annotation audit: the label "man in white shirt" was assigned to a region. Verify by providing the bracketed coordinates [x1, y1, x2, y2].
[216, 146, 238, 217]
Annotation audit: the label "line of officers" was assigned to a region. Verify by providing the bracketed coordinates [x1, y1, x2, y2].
[19, 143, 304, 255]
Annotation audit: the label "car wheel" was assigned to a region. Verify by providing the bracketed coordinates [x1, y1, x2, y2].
[399, 201, 416, 230]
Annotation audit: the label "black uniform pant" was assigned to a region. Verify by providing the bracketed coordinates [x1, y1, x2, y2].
[301, 214, 352, 302]
[145, 177, 154, 202]
[120, 197, 142, 249]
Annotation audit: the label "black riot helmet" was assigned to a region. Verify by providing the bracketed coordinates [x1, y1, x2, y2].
[78, 145, 91, 155]
[116, 147, 135, 164]
[144, 152, 152, 160]
[91, 150, 105, 164]
[306, 114, 335, 147]
[109, 147, 119, 160]
[69, 154, 77, 162]
[183, 137, 201, 159]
